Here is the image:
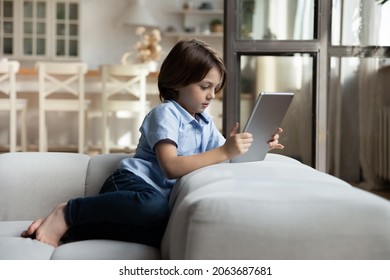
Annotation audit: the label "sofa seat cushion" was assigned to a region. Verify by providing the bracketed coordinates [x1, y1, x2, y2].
[0, 221, 160, 260]
[0, 237, 55, 260]
[0, 221, 54, 259]
[51, 240, 160, 260]
[0, 221, 32, 237]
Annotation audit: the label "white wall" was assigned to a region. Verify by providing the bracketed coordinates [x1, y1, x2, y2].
[80, 0, 176, 69]
[80, 0, 224, 70]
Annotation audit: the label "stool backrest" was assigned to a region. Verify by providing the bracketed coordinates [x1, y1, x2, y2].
[36, 62, 88, 98]
[0, 60, 20, 97]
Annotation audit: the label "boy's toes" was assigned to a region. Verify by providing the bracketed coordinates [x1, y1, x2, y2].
[21, 218, 44, 238]
[21, 231, 36, 239]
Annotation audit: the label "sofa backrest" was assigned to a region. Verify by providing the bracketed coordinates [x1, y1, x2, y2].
[0, 152, 131, 221]
[0, 152, 90, 221]
[85, 153, 130, 196]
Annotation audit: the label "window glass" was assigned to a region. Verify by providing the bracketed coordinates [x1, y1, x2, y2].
[332, 0, 390, 46]
[1, 1, 14, 55]
[3, 37, 12, 54]
[23, 1, 33, 18]
[56, 39, 65, 56]
[69, 3, 78, 20]
[238, 0, 315, 40]
[36, 22, 45, 34]
[36, 1, 45, 18]
[328, 57, 390, 183]
[23, 37, 32, 54]
[69, 23, 78, 36]
[240, 54, 314, 165]
[56, 23, 65, 36]
[36, 37, 45, 55]
[4, 0, 13, 17]
[23, 22, 32, 34]
[4, 21, 13, 33]
[69, 39, 78, 56]
[56, 3, 65, 20]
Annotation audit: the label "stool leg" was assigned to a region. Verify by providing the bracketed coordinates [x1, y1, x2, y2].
[9, 106, 16, 153]
[102, 102, 109, 154]
[20, 107, 28, 152]
[39, 101, 47, 152]
[78, 107, 84, 154]
[8, 84, 17, 152]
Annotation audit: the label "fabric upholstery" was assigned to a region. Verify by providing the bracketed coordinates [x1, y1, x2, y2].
[0, 152, 90, 220]
[2, 152, 390, 260]
[162, 154, 390, 259]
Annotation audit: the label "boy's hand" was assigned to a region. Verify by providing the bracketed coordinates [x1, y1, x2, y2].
[222, 122, 253, 158]
[268, 127, 284, 150]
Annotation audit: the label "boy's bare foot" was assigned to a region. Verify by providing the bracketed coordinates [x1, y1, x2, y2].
[20, 203, 69, 247]
[21, 218, 44, 238]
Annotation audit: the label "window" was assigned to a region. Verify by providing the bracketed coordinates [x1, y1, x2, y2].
[22, 0, 47, 56]
[55, 1, 79, 57]
[328, 0, 390, 186]
[225, 0, 320, 168]
[240, 54, 315, 165]
[1, 0, 15, 55]
[238, 0, 315, 40]
[0, 0, 80, 59]
[225, 0, 390, 187]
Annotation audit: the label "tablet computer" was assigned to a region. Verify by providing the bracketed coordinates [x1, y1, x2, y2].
[230, 92, 294, 163]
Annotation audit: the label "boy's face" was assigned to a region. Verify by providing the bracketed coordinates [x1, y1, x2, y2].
[176, 67, 222, 117]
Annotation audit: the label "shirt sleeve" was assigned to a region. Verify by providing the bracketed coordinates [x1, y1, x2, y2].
[140, 104, 181, 150]
[205, 119, 226, 151]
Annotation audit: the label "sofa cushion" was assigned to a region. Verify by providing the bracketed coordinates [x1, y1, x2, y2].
[85, 153, 131, 196]
[0, 152, 160, 260]
[0, 221, 160, 260]
[51, 240, 160, 260]
[0, 152, 90, 221]
[162, 153, 390, 259]
[0, 237, 55, 260]
[0, 221, 32, 237]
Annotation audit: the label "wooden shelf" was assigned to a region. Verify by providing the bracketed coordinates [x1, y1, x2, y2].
[169, 8, 223, 15]
[166, 2, 224, 55]
[164, 32, 223, 38]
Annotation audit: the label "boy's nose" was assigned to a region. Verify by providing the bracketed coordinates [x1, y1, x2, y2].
[208, 90, 216, 100]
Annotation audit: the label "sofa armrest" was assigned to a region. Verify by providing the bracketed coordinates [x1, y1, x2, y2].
[162, 154, 390, 259]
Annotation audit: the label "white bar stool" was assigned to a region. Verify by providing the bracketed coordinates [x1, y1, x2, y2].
[36, 62, 89, 153]
[101, 64, 149, 153]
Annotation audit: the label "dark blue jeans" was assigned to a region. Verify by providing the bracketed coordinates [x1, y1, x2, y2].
[64, 169, 170, 247]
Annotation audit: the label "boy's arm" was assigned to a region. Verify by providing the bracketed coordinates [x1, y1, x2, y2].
[155, 124, 253, 179]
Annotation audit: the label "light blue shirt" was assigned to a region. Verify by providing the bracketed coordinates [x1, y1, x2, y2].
[119, 100, 225, 197]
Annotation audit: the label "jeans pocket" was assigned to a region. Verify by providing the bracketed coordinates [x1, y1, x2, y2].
[100, 169, 139, 193]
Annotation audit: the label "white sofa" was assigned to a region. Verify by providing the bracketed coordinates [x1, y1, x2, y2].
[1, 152, 390, 260]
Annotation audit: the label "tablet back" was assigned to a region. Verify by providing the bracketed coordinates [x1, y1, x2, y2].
[230, 92, 294, 163]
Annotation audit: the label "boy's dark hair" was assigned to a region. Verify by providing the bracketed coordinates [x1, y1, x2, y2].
[158, 39, 227, 101]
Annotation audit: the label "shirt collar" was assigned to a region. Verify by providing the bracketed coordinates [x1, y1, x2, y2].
[168, 100, 211, 125]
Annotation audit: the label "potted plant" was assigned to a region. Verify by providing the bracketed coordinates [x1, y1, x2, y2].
[210, 19, 223, 33]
